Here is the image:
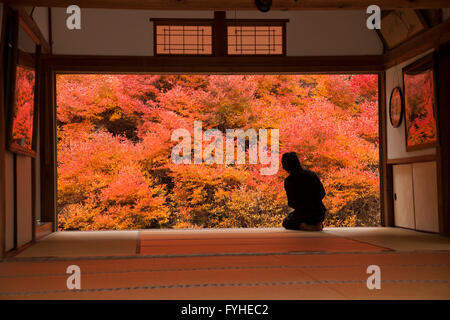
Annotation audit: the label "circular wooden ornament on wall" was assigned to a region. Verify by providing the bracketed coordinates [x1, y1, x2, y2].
[389, 87, 404, 128]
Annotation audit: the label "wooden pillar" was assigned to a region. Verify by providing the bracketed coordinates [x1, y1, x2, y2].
[379, 71, 395, 227]
[0, 4, 7, 259]
[39, 60, 56, 231]
[437, 42, 450, 236]
[213, 11, 226, 57]
[31, 45, 41, 242]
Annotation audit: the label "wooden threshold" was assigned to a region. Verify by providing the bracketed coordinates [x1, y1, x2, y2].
[35, 221, 53, 240]
[4, 241, 34, 259]
[3, 223, 53, 259]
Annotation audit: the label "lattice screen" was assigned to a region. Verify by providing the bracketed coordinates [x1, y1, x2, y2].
[155, 25, 212, 55]
[227, 26, 283, 55]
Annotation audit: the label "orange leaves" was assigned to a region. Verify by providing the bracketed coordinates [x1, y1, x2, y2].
[57, 74, 380, 230]
[350, 74, 378, 102]
[57, 129, 170, 230]
[314, 75, 357, 110]
[404, 70, 437, 147]
[12, 66, 35, 148]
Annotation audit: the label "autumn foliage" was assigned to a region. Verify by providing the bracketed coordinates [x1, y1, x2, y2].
[404, 70, 437, 148]
[12, 66, 35, 149]
[56, 74, 380, 230]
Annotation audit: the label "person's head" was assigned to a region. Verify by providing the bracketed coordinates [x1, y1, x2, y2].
[281, 152, 302, 173]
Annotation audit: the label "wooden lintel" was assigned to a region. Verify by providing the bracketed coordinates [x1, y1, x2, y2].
[386, 155, 437, 165]
[40, 55, 385, 73]
[6, 0, 450, 10]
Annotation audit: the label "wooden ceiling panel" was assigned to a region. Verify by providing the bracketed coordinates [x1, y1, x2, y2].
[5, 0, 450, 10]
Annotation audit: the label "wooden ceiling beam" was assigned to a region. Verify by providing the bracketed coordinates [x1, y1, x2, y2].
[4, 0, 450, 10]
[14, 6, 51, 53]
[384, 17, 450, 68]
[41, 55, 385, 73]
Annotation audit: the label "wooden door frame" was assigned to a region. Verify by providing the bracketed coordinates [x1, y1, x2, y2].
[437, 42, 450, 236]
[39, 54, 388, 233]
[0, 3, 8, 259]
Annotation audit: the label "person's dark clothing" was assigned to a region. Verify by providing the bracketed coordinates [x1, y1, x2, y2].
[282, 169, 326, 230]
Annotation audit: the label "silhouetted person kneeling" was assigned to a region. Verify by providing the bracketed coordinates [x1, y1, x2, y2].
[281, 152, 326, 231]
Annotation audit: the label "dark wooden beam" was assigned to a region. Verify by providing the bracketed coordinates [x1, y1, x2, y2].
[4, 0, 450, 10]
[386, 155, 437, 165]
[38, 59, 57, 230]
[213, 11, 226, 57]
[41, 54, 385, 73]
[48, 7, 52, 54]
[40, 53, 383, 233]
[379, 71, 394, 227]
[31, 45, 42, 243]
[437, 42, 450, 236]
[17, 49, 35, 68]
[0, 2, 8, 260]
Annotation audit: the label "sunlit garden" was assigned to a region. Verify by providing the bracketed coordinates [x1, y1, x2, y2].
[56, 74, 380, 230]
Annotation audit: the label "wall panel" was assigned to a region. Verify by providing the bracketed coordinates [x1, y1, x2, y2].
[5, 152, 14, 251]
[413, 161, 439, 233]
[392, 162, 440, 233]
[36, 124, 41, 222]
[16, 155, 32, 247]
[393, 164, 415, 229]
[443, 8, 450, 21]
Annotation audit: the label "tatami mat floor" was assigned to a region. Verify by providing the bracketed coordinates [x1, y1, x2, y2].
[1, 227, 450, 299]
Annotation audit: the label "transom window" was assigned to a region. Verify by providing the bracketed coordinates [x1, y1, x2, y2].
[227, 25, 284, 55]
[154, 24, 212, 55]
[152, 15, 287, 56]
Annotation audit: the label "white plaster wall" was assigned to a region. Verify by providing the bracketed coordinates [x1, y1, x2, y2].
[32, 7, 49, 42]
[52, 9, 213, 55]
[51, 9, 383, 56]
[443, 9, 450, 20]
[386, 50, 436, 160]
[18, 26, 36, 53]
[227, 10, 383, 56]
[19, 6, 36, 53]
